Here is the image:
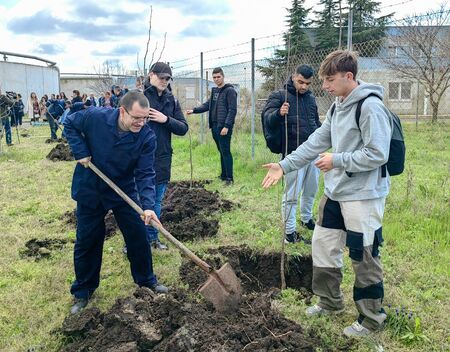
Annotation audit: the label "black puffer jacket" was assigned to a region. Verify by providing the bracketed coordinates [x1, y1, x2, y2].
[262, 78, 321, 156]
[144, 83, 189, 184]
[193, 84, 237, 129]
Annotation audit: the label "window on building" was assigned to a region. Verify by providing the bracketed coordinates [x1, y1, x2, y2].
[389, 82, 412, 100]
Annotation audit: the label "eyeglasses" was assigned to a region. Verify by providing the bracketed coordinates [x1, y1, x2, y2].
[123, 107, 147, 122]
[157, 75, 171, 82]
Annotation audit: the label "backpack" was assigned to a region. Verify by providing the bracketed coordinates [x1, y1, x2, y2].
[261, 90, 283, 154]
[330, 93, 405, 177]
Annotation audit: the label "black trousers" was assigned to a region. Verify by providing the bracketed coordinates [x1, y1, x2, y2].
[70, 202, 157, 299]
[211, 125, 233, 181]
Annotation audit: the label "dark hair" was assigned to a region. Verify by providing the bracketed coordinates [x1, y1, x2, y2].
[119, 91, 149, 111]
[73, 90, 80, 96]
[296, 65, 314, 79]
[319, 50, 358, 79]
[212, 67, 224, 76]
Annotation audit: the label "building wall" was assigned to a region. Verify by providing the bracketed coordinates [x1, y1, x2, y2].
[0, 61, 59, 114]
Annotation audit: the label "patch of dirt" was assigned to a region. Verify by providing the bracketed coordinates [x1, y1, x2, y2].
[62, 209, 119, 239]
[61, 287, 327, 352]
[46, 143, 74, 161]
[20, 238, 70, 260]
[180, 245, 313, 299]
[45, 138, 66, 144]
[20, 131, 30, 137]
[160, 181, 234, 241]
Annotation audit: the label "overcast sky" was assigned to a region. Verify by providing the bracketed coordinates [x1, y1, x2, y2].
[0, 0, 446, 73]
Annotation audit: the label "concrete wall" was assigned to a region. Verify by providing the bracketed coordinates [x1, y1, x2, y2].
[0, 61, 60, 115]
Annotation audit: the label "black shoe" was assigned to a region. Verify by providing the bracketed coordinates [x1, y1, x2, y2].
[149, 283, 169, 294]
[217, 175, 225, 180]
[301, 219, 316, 231]
[298, 235, 312, 245]
[223, 178, 234, 186]
[70, 298, 88, 314]
[152, 240, 168, 250]
[284, 231, 299, 244]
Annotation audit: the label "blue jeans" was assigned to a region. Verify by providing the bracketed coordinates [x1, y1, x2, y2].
[1, 117, 12, 145]
[71, 202, 157, 299]
[47, 113, 58, 140]
[146, 182, 168, 243]
[211, 125, 233, 181]
[282, 160, 320, 234]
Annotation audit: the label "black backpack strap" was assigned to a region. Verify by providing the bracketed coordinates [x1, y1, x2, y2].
[330, 103, 336, 117]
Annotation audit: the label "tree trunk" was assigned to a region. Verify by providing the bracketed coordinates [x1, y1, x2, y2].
[430, 100, 439, 124]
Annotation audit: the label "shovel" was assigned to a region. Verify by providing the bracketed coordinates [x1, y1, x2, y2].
[87, 161, 242, 312]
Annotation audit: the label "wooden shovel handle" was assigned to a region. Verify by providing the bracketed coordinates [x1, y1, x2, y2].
[87, 161, 213, 274]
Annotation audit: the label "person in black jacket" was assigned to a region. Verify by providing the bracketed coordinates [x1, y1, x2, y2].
[143, 62, 189, 250]
[187, 67, 237, 185]
[262, 64, 321, 244]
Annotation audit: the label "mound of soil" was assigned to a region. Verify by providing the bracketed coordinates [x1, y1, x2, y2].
[46, 143, 74, 161]
[180, 245, 313, 298]
[62, 209, 119, 239]
[21, 238, 69, 260]
[160, 181, 234, 241]
[61, 287, 326, 351]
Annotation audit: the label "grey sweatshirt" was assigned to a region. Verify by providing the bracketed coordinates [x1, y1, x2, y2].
[279, 81, 392, 201]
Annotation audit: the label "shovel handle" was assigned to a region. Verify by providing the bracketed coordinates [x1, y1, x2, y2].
[87, 161, 213, 274]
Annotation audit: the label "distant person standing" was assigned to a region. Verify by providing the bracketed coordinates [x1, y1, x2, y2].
[88, 93, 97, 107]
[187, 67, 237, 185]
[28, 92, 41, 122]
[0, 88, 15, 146]
[71, 90, 82, 104]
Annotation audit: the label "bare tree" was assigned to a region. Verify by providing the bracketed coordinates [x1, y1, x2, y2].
[383, 7, 450, 123]
[141, 6, 167, 76]
[89, 60, 130, 96]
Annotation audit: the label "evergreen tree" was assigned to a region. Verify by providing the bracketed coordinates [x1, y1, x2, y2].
[314, 0, 342, 51]
[258, 0, 312, 92]
[343, 0, 393, 56]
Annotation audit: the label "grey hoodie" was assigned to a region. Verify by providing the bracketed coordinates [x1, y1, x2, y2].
[279, 81, 392, 201]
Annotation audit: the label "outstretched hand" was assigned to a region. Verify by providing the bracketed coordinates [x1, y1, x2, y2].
[261, 163, 283, 188]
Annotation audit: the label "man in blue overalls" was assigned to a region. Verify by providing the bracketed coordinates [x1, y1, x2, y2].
[64, 90, 168, 314]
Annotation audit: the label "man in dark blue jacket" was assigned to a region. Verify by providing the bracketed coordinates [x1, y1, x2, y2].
[187, 67, 237, 184]
[64, 90, 168, 314]
[46, 98, 65, 140]
[262, 65, 321, 244]
[143, 62, 189, 250]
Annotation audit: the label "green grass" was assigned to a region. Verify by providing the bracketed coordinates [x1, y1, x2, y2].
[0, 122, 449, 351]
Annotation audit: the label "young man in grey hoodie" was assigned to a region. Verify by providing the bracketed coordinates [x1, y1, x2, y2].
[262, 50, 392, 338]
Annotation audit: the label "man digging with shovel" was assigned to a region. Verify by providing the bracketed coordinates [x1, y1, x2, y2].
[64, 90, 168, 315]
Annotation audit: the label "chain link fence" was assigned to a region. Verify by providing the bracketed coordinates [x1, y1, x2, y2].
[171, 16, 449, 162]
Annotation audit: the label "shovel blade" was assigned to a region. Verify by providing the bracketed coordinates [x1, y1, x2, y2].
[199, 262, 242, 312]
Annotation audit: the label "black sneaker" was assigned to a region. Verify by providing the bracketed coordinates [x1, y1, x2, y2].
[70, 298, 88, 314]
[301, 219, 316, 231]
[284, 231, 299, 244]
[223, 178, 234, 186]
[149, 283, 169, 294]
[152, 240, 168, 250]
[298, 235, 312, 245]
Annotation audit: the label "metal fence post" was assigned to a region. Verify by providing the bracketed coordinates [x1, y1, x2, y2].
[200, 52, 204, 144]
[251, 38, 256, 160]
[347, 7, 353, 50]
[415, 79, 420, 130]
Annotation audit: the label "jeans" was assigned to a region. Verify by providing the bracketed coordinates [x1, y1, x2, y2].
[47, 113, 58, 140]
[146, 182, 168, 243]
[71, 202, 157, 299]
[211, 125, 233, 181]
[282, 160, 320, 234]
[1, 117, 12, 145]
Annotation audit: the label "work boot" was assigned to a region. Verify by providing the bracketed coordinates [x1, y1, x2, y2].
[223, 178, 234, 186]
[70, 298, 89, 314]
[151, 240, 168, 250]
[305, 304, 344, 317]
[149, 283, 169, 294]
[301, 219, 316, 231]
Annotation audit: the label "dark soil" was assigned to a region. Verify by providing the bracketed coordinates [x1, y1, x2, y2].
[20, 131, 30, 137]
[61, 287, 327, 352]
[180, 245, 313, 299]
[20, 238, 70, 260]
[160, 180, 234, 241]
[45, 137, 66, 144]
[46, 143, 74, 161]
[62, 209, 119, 239]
